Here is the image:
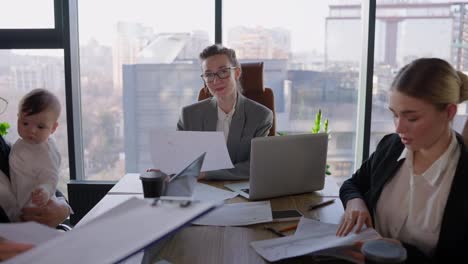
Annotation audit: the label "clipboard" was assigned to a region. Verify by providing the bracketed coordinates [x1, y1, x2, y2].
[5, 197, 219, 264]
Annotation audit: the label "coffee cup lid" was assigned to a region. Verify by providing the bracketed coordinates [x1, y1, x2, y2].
[361, 239, 407, 263]
[140, 171, 167, 181]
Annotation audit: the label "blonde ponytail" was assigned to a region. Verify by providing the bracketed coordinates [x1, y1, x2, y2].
[457, 71, 468, 103]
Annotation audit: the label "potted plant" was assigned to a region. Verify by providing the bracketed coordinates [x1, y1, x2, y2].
[0, 122, 10, 136]
[311, 109, 331, 175]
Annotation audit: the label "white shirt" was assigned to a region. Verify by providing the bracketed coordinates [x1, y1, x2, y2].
[9, 137, 61, 221]
[375, 131, 460, 256]
[216, 106, 236, 142]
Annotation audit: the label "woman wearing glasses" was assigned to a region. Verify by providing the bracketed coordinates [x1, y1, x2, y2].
[177, 44, 273, 180]
[0, 96, 70, 260]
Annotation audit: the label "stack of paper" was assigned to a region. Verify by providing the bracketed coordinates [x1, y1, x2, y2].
[251, 217, 380, 263]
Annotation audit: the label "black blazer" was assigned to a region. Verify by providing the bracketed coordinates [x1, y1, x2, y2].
[340, 133, 468, 263]
[0, 135, 11, 223]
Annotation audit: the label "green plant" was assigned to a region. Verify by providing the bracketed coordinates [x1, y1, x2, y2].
[311, 109, 331, 175]
[311, 109, 329, 134]
[0, 122, 10, 136]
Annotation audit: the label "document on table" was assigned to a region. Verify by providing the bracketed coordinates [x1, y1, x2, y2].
[194, 182, 238, 201]
[251, 217, 380, 262]
[192, 201, 272, 226]
[149, 130, 234, 174]
[5, 197, 218, 264]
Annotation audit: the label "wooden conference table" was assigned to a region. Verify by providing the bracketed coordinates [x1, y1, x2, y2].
[78, 174, 345, 264]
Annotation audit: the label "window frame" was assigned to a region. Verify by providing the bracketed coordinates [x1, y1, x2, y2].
[11, 0, 374, 181]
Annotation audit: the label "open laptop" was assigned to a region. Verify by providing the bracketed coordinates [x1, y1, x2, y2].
[225, 133, 328, 200]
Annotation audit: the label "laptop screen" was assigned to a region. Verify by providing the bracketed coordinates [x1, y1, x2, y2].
[169, 152, 206, 182]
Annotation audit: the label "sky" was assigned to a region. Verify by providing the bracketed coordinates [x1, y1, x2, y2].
[76, 0, 331, 53]
[4, 0, 468, 55]
[0, 0, 334, 54]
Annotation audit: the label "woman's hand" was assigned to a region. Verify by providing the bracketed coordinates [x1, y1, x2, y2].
[0, 239, 33, 261]
[20, 198, 70, 228]
[336, 198, 373, 236]
[197, 172, 207, 180]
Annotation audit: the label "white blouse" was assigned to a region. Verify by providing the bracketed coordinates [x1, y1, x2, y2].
[216, 106, 236, 142]
[375, 132, 460, 256]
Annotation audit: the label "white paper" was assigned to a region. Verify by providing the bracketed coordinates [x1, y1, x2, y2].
[251, 217, 380, 262]
[0, 222, 62, 245]
[108, 173, 141, 194]
[6, 197, 218, 264]
[149, 130, 234, 174]
[295, 217, 339, 235]
[194, 183, 238, 202]
[192, 201, 272, 226]
[76, 194, 143, 227]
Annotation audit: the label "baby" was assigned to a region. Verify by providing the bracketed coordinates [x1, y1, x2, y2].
[9, 88, 61, 221]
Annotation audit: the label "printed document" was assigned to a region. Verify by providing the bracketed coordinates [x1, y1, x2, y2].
[149, 130, 234, 174]
[192, 201, 272, 226]
[251, 217, 380, 262]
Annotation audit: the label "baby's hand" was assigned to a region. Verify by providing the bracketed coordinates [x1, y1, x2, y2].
[31, 187, 49, 207]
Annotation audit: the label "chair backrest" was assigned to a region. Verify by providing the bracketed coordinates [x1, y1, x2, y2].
[197, 62, 276, 136]
[67, 180, 116, 226]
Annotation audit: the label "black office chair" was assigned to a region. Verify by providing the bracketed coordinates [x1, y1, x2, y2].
[67, 180, 116, 226]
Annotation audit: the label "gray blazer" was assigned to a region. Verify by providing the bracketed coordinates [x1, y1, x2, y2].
[177, 94, 273, 180]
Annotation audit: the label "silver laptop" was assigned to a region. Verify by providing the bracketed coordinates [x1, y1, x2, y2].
[225, 133, 328, 200]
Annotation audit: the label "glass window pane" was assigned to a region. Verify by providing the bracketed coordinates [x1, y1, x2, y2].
[78, 0, 214, 180]
[223, 0, 363, 184]
[371, 1, 468, 153]
[0, 0, 54, 29]
[0, 49, 69, 196]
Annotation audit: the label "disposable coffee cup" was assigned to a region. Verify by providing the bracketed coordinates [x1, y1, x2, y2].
[361, 239, 407, 264]
[140, 171, 167, 198]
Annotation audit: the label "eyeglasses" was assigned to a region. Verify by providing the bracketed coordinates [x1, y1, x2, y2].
[0, 97, 7, 115]
[200, 67, 237, 83]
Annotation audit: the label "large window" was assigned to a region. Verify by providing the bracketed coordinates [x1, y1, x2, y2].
[0, 0, 55, 29]
[370, 1, 468, 153]
[77, 0, 215, 180]
[223, 0, 363, 182]
[0, 49, 69, 195]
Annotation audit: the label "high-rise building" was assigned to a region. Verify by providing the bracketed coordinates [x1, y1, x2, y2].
[227, 26, 290, 59]
[112, 21, 155, 90]
[326, 1, 455, 68]
[452, 2, 468, 71]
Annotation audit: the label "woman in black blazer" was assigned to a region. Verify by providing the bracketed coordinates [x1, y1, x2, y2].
[337, 58, 468, 263]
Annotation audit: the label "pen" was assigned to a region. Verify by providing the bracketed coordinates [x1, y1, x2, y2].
[278, 224, 298, 232]
[264, 226, 285, 237]
[308, 199, 335, 211]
